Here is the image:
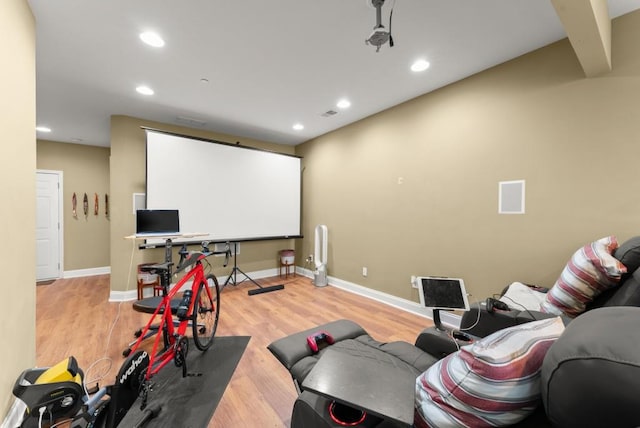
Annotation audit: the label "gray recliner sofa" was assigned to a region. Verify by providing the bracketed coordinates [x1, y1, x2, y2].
[268, 319, 439, 428]
[268, 236, 640, 428]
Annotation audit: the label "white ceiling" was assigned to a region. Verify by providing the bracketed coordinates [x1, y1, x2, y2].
[27, 0, 640, 147]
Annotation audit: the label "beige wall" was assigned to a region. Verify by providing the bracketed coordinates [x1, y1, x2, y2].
[296, 11, 640, 302]
[37, 140, 110, 271]
[1, 0, 35, 416]
[109, 116, 296, 294]
[4, 7, 638, 418]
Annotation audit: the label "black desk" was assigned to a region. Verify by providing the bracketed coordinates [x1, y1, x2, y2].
[301, 349, 416, 426]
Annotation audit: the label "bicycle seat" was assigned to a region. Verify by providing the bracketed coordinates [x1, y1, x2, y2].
[139, 262, 173, 273]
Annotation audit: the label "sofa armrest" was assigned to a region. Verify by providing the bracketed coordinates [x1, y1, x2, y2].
[460, 303, 557, 337]
[267, 319, 368, 370]
[414, 327, 477, 359]
[460, 303, 520, 337]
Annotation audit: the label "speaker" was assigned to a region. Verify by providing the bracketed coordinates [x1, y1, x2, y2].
[499, 180, 525, 214]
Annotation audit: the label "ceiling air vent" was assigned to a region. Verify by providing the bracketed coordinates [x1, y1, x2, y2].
[321, 110, 338, 117]
[176, 116, 206, 127]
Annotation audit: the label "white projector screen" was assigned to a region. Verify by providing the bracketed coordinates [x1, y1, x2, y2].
[145, 129, 302, 243]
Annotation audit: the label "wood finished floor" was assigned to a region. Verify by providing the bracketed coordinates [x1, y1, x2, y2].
[36, 274, 434, 427]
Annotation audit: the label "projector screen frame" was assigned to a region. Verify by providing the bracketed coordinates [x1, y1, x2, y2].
[142, 127, 303, 245]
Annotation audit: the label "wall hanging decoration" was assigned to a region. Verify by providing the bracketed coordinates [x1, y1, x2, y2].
[105, 194, 109, 218]
[83, 193, 88, 218]
[72, 192, 78, 219]
[94, 193, 99, 216]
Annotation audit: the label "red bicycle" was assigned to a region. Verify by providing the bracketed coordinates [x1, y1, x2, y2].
[122, 242, 223, 407]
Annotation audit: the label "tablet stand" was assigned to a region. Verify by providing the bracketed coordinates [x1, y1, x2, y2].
[432, 309, 448, 331]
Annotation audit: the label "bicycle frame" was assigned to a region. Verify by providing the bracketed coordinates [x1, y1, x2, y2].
[128, 253, 214, 381]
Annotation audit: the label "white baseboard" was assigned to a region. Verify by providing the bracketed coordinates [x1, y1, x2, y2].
[109, 289, 138, 302]
[64, 266, 110, 278]
[295, 267, 461, 329]
[108, 265, 461, 328]
[109, 268, 281, 302]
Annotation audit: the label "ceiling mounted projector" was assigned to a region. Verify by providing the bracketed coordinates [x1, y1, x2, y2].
[365, 0, 392, 52]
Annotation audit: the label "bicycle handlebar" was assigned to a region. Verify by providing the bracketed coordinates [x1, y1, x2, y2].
[165, 240, 233, 273]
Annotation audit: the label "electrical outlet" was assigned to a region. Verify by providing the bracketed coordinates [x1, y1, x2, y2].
[411, 275, 418, 288]
[362, 267, 368, 277]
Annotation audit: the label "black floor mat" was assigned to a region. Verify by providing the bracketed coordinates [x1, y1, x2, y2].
[117, 336, 250, 428]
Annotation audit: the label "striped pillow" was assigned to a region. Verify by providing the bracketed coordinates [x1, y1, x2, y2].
[541, 236, 627, 318]
[415, 317, 565, 428]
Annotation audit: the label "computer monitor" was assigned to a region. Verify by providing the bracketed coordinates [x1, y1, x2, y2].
[417, 276, 470, 311]
[135, 209, 180, 237]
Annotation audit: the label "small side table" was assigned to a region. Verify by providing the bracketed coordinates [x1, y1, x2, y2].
[137, 263, 162, 300]
[279, 249, 295, 278]
[279, 261, 294, 278]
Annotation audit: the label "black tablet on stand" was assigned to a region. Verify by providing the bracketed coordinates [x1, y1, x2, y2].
[417, 276, 470, 331]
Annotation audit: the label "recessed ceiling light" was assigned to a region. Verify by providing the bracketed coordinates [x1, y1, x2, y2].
[292, 123, 304, 131]
[336, 99, 351, 109]
[411, 59, 430, 72]
[139, 31, 165, 48]
[36, 126, 51, 133]
[200, 78, 209, 84]
[136, 85, 154, 95]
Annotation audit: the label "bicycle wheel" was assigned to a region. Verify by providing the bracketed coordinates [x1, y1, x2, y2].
[192, 274, 220, 350]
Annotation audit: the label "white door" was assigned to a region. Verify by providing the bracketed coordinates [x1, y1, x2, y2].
[36, 171, 62, 281]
